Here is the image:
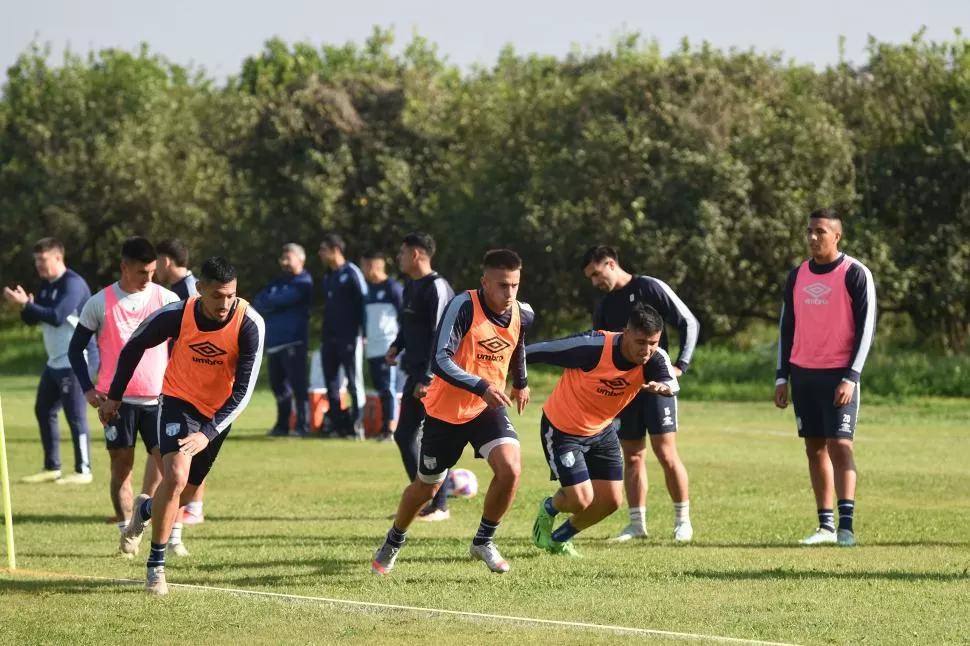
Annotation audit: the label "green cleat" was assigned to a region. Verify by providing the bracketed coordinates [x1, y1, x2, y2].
[532, 499, 555, 551]
[549, 540, 582, 558]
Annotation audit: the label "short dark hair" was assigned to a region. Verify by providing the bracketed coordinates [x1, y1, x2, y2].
[581, 245, 618, 270]
[156, 239, 189, 268]
[483, 249, 522, 271]
[402, 232, 435, 257]
[360, 249, 384, 261]
[320, 233, 345, 253]
[199, 257, 238, 285]
[34, 237, 64, 255]
[627, 302, 664, 336]
[810, 207, 842, 224]
[121, 236, 156, 264]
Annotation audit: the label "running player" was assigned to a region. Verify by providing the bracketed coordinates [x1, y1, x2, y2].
[67, 237, 185, 557]
[775, 208, 876, 547]
[371, 249, 533, 576]
[581, 245, 699, 542]
[528, 304, 678, 557]
[99, 257, 265, 594]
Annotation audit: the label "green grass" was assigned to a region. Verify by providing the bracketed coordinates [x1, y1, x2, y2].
[0, 374, 968, 645]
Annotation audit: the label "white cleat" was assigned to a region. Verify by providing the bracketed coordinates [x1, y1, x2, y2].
[469, 542, 511, 573]
[609, 523, 648, 542]
[146, 566, 168, 595]
[674, 522, 694, 542]
[416, 508, 451, 522]
[371, 542, 400, 576]
[55, 472, 93, 485]
[121, 494, 151, 556]
[837, 529, 856, 546]
[168, 541, 190, 557]
[21, 469, 62, 484]
[799, 527, 837, 545]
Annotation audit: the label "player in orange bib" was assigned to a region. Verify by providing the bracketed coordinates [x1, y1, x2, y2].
[371, 249, 534, 576]
[527, 303, 678, 557]
[98, 257, 265, 595]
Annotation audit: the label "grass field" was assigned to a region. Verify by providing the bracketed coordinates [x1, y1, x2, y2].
[0, 373, 969, 646]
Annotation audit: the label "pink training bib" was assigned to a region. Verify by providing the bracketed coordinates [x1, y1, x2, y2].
[95, 283, 168, 398]
[790, 256, 856, 370]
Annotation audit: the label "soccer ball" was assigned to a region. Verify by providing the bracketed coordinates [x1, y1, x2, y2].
[445, 468, 478, 498]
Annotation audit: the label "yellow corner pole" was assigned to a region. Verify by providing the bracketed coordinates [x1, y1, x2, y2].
[0, 395, 16, 569]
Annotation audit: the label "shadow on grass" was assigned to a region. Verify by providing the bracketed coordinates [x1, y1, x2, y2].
[0, 577, 140, 595]
[684, 567, 970, 582]
[13, 513, 109, 525]
[688, 540, 970, 549]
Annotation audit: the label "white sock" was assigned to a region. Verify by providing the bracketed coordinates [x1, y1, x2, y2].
[169, 522, 183, 544]
[118, 520, 129, 536]
[629, 506, 647, 530]
[674, 501, 690, 524]
[186, 501, 203, 516]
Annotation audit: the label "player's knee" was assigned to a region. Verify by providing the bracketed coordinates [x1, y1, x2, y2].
[164, 460, 191, 491]
[654, 448, 680, 472]
[624, 450, 645, 469]
[602, 491, 622, 514]
[109, 451, 134, 480]
[493, 459, 521, 486]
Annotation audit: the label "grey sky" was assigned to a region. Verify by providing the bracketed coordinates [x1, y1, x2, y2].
[1, 0, 967, 82]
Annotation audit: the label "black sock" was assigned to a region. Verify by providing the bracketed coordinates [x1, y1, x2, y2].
[147, 542, 166, 568]
[140, 497, 153, 521]
[473, 517, 499, 546]
[386, 525, 407, 549]
[818, 508, 835, 533]
[838, 499, 854, 533]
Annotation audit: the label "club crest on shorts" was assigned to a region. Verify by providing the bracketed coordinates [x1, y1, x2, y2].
[423, 455, 437, 470]
[166, 422, 181, 437]
[105, 426, 118, 442]
[559, 451, 576, 468]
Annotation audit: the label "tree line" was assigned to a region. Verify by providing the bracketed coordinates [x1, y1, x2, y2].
[1, 27, 967, 350]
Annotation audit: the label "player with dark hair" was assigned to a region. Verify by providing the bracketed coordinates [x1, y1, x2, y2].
[4, 238, 98, 484]
[318, 233, 368, 438]
[68, 236, 185, 556]
[384, 233, 456, 520]
[775, 208, 876, 547]
[528, 303, 679, 556]
[99, 257, 265, 594]
[155, 239, 198, 300]
[372, 249, 533, 575]
[581, 244, 700, 542]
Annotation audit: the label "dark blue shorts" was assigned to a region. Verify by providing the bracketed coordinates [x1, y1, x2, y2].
[417, 406, 518, 483]
[104, 402, 159, 453]
[790, 367, 859, 440]
[157, 395, 229, 486]
[616, 389, 678, 440]
[540, 414, 623, 487]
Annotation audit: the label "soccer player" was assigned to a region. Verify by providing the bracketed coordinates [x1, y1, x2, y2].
[371, 249, 533, 576]
[155, 239, 198, 300]
[581, 245, 699, 542]
[384, 233, 455, 520]
[318, 234, 368, 438]
[155, 238, 206, 525]
[3, 238, 98, 485]
[100, 257, 265, 594]
[256, 243, 313, 437]
[68, 237, 186, 556]
[360, 249, 404, 441]
[528, 303, 678, 557]
[774, 208, 876, 547]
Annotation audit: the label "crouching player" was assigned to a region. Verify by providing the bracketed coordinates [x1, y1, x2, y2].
[526, 303, 678, 557]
